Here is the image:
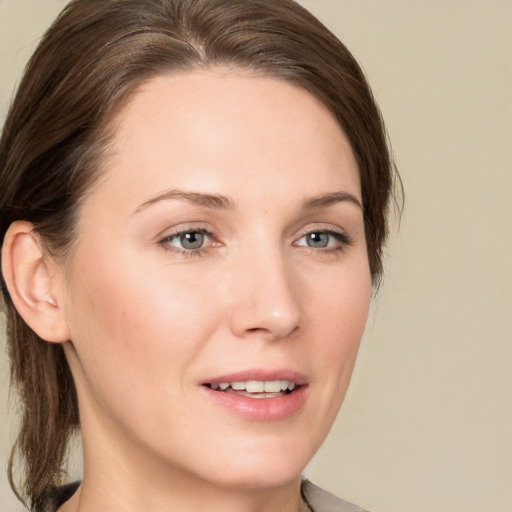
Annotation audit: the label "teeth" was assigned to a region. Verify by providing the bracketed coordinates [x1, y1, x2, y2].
[210, 380, 297, 393]
[246, 381, 264, 393]
[264, 380, 281, 392]
[225, 389, 285, 398]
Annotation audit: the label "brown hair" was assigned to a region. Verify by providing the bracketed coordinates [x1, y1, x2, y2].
[0, 0, 398, 508]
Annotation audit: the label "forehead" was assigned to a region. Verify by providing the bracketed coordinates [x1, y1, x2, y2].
[90, 70, 361, 212]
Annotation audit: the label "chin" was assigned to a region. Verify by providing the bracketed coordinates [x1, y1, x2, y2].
[189, 436, 314, 490]
[206, 464, 304, 491]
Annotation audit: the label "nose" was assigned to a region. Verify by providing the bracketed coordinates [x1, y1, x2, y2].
[227, 250, 303, 341]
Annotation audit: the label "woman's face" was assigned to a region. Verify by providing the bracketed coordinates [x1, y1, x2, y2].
[57, 70, 371, 490]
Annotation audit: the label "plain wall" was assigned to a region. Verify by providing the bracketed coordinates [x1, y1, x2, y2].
[1, 1, 511, 511]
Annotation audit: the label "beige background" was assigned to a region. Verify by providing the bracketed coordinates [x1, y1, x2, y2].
[1, 1, 511, 511]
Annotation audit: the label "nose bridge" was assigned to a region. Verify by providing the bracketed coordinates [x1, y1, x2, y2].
[228, 240, 303, 340]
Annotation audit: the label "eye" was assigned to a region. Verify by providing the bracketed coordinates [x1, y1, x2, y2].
[176, 231, 205, 250]
[160, 228, 213, 252]
[302, 232, 330, 248]
[294, 229, 350, 251]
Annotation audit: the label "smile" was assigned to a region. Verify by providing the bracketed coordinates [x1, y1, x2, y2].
[201, 370, 308, 420]
[206, 380, 297, 399]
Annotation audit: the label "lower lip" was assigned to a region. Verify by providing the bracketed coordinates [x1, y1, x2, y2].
[201, 385, 308, 421]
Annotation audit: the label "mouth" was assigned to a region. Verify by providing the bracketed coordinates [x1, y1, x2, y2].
[204, 379, 298, 399]
[201, 372, 308, 420]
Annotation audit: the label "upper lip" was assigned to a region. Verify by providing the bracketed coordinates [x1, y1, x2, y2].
[202, 369, 308, 386]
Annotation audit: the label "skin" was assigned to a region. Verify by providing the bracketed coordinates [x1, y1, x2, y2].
[34, 70, 371, 512]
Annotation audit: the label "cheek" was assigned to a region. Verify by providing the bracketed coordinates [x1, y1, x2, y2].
[311, 264, 371, 387]
[62, 248, 222, 406]
[68, 247, 215, 342]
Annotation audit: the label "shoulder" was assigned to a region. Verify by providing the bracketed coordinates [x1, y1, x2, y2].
[301, 480, 370, 512]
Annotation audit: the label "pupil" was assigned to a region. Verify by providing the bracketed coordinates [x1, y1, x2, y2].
[181, 232, 204, 249]
[307, 232, 328, 248]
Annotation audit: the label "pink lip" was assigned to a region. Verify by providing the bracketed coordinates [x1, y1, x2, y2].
[200, 368, 309, 422]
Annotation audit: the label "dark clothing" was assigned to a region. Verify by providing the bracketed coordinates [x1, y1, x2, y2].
[35, 482, 80, 512]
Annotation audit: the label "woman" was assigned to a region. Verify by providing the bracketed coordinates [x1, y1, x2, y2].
[0, 0, 396, 511]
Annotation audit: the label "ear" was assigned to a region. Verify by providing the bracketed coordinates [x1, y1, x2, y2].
[1, 221, 70, 343]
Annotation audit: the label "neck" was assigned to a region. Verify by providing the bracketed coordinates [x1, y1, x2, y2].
[61, 474, 305, 512]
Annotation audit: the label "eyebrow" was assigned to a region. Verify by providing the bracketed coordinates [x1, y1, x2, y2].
[302, 191, 362, 211]
[134, 189, 362, 214]
[135, 189, 235, 213]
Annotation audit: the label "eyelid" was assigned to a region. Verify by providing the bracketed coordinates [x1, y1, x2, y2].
[156, 222, 211, 242]
[294, 223, 350, 240]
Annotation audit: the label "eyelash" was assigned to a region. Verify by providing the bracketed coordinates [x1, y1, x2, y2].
[158, 227, 351, 257]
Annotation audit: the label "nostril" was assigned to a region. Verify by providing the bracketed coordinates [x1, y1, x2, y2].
[244, 324, 299, 339]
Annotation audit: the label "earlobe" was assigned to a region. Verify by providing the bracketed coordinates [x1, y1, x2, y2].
[1, 221, 70, 343]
